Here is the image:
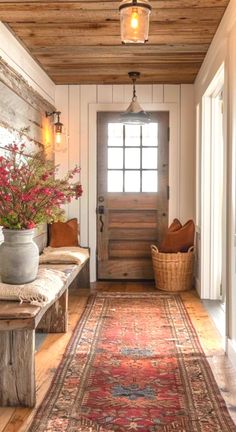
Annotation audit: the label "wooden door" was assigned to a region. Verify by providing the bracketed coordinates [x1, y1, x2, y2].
[97, 112, 169, 280]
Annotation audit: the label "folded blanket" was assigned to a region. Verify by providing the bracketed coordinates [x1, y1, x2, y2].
[0, 268, 67, 307]
[39, 246, 89, 265]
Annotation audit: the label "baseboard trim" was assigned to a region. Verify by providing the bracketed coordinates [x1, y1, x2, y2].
[195, 277, 201, 297]
[226, 338, 236, 366]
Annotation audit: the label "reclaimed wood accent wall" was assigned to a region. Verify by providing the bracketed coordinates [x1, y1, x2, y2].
[0, 57, 55, 247]
[0, 57, 55, 158]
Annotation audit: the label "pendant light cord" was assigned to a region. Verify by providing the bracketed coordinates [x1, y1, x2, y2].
[132, 77, 137, 101]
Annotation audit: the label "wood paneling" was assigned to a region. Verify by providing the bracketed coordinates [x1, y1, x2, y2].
[0, 58, 55, 156]
[0, 0, 230, 84]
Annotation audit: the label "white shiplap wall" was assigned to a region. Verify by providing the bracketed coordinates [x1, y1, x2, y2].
[55, 83, 195, 282]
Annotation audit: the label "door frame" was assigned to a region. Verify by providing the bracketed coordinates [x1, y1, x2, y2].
[88, 103, 179, 282]
[201, 65, 226, 300]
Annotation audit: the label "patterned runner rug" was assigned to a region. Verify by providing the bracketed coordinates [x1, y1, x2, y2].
[29, 293, 236, 432]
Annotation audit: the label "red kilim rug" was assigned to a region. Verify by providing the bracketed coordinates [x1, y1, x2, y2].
[29, 293, 236, 432]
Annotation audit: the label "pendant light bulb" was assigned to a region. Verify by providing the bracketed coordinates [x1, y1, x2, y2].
[131, 8, 139, 29]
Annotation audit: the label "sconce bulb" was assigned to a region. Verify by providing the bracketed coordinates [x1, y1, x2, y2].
[131, 9, 139, 29]
[55, 132, 61, 145]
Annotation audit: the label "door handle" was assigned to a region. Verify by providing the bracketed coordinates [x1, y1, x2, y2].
[99, 215, 104, 233]
[97, 205, 105, 233]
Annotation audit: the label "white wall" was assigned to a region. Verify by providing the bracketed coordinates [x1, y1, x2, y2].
[55, 83, 195, 281]
[0, 23, 55, 104]
[194, 0, 236, 363]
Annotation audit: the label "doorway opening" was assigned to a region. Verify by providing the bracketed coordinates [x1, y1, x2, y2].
[201, 65, 226, 337]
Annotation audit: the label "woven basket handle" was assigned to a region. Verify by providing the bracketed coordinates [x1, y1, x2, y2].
[188, 246, 194, 253]
[151, 245, 159, 253]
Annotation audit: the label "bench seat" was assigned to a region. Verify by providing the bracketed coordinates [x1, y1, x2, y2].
[0, 254, 89, 407]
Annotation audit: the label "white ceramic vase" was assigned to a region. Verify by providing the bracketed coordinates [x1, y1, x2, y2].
[0, 228, 39, 284]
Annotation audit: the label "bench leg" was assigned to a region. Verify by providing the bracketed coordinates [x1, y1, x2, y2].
[78, 259, 90, 288]
[70, 259, 90, 290]
[37, 288, 68, 333]
[0, 329, 35, 407]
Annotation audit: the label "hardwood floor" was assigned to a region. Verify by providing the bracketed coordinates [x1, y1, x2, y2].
[0, 282, 236, 431]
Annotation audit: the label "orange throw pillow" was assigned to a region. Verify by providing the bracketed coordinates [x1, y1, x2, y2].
[168, 218, 182, 232]
[160, 219, 195, 253]
[49, 218, 79, 247]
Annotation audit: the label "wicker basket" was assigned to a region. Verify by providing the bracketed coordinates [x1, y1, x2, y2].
[151, 245, 194, 292]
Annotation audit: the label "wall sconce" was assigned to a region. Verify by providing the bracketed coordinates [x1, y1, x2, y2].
[119, 0, 152, 44]
[120, 72, 151, 125]
[46, 111, 67, 152]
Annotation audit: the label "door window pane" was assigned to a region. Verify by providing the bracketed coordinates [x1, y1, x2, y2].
[108, 171, 123, 192]
[142, 148, 158, 169]
[125, 171, 140, 192]
[142, 123, 158, 146]
[108, 123, 123, 147]
[142, 171, 158, 192]
[125, 148, 140, 169]
[125, 125, 141, 146]
[106, 120, 160, 193]
[108, 148, 123, 169]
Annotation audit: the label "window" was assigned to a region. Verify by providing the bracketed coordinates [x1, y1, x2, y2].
[107, 123, 158, 192]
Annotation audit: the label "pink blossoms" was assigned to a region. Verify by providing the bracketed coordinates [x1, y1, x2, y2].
[0, 143, 83, 229]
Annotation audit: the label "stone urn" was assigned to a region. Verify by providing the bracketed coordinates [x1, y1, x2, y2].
[0, 228, 39, 284]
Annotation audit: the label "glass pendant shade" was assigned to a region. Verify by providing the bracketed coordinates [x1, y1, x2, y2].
[119, 0, 152, 44]
[120, 72, 151, 125]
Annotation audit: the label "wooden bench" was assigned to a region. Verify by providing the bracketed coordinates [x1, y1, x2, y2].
[0, 256, 89, 407]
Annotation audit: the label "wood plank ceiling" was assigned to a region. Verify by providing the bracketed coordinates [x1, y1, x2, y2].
[0, 0, 230, 84]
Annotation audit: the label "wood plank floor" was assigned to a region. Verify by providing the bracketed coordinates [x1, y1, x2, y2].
[0, 282, 236, 431]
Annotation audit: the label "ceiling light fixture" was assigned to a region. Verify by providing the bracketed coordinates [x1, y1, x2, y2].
[120, 72, 151, 125]
[119, 0, 152, 44]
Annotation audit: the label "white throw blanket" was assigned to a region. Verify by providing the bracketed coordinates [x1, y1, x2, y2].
[0, 268, 67, 307]
[39, 246, 89, 265]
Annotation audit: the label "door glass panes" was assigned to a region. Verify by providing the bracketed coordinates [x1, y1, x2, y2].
[108, 148, 123, 169]
[142, 148, 158, 169]
[125, 148, 140, 169]
[107, 122, 159, 193]
[125, 171, 140, 192]
[125, 125, 141, 146]
[143, 123, 158, 146]
[142, 171, 158, 192]
[108, 123, 123, 146]
[108, 171, 123, 192]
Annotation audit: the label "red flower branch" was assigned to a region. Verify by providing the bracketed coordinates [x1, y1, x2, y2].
[0, 143, 83, 229]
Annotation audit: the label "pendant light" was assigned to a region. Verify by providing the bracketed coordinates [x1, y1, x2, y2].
[119, 0, 152, 44]
[120, 72, 151, 125]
